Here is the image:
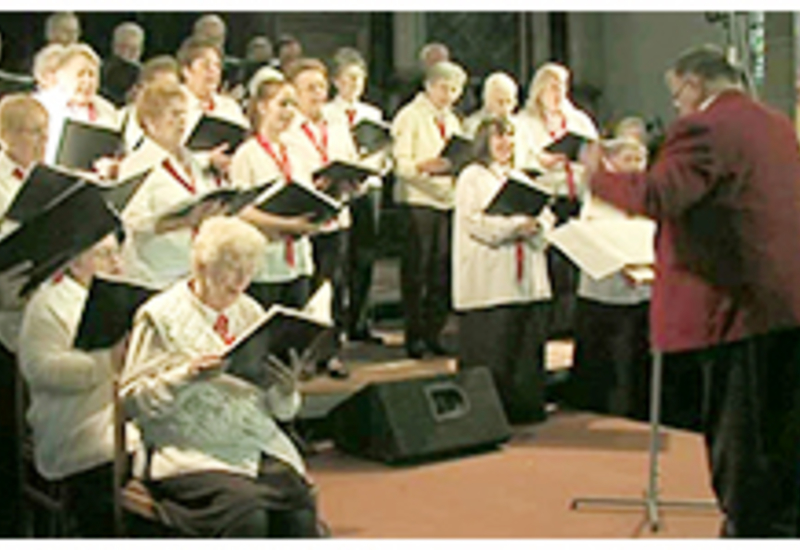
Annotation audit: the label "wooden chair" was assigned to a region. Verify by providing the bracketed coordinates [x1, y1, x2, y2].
[14, 369, 70, 537]
[112, 375, 172, 536]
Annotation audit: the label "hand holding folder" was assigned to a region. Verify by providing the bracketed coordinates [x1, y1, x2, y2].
[56, 118, 124, 172]
[544, 132, 596, 162]
[186, 114, 248, 152]
[352, 119, 392, 157]
[484, 172, 552, 217]
[256, 181, 341, 225]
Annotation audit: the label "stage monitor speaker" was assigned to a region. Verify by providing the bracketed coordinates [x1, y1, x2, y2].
[330, 367, 512, 464]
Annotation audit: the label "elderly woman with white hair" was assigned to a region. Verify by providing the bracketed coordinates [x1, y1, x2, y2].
[463, 72, 519, 137]
[391, 60, 467, 359]
[121, 216, 323, 538]
[36, 42, 119, 164]
[516, 62, 599, 336]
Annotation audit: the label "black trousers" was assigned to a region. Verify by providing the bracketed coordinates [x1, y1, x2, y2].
[61, 461, 117, 537]
[0, 343, 19, 536]
[569, 299, 651, 421]
[547, 196, 582, 338]
[400, 205, 452, 346]
[458, 302, 550, 425]
[668, 328, 800, 537]
[248, 277, 311, 311]
[346, 189, 381, 336]
[311, 230, 349, 354]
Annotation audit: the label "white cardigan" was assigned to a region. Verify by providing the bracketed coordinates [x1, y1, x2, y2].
[391, 92, 461, 210]
[230, 136, 315, 282]
[121, 280, 305, 480]
[18, 276, 116, 480]
[119, 139, 222, 288]
[453, 162, 552, 311]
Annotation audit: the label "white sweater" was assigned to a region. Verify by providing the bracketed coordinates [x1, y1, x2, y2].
[391, 92, 461, 210]
[230, 136, 315, 282]
[121, 280, 305, 480]
[19, 276, 116, 480]
[453, 162, 552, 311]
[119, 139, 222, 288]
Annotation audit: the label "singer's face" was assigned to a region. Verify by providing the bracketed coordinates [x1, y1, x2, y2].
[667, 71, 703, 117]
[489, 129, 514, 166]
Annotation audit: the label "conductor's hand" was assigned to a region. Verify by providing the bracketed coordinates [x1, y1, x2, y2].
[0, 261, 32, 309]
[417, 157, 451, 176]
[188, 354, 226, 379]
[578, 142, 604, 187]
[208, 143, 232, 176]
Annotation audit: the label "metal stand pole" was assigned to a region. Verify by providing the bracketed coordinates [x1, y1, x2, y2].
[569, 351, 716, 532]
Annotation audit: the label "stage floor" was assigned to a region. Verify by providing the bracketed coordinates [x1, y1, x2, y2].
[308, 410, 721, 538]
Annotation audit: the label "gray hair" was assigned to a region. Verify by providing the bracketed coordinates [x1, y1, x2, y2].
[113, 22, 144, 46]
[33, 43, 66, 85]
[482, 72, 518, 103]
[191, 216, 267, 276]
[424, 60, 467, 88]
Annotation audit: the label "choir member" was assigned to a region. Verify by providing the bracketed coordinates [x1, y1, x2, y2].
[391, 60, 466, 359]
[283, 57, 358, 378]
[37, 43, 119, 165]
[32, 43, 65, 92]
[101, 21, 145, 108]
[120, 55, 181, 153]
[568, 137, 651, 420]
[463, 72, 518, 137]
[275, 35, 303, 73]
[121, 216, 323, 538]
[118, 79, 225, 288]
[192, 13, 243, 94]
[323, 47, 387, 343]
[0, 95, 48, 535]
[613, 115, 648, 144]
[516, 62, 599, 337]
[177, 35, 248, 178]
[454, 117, 553, 424]
[231, 73, 319, 310]
[18, 231, 129, 537]
[44, 11, 81, 46]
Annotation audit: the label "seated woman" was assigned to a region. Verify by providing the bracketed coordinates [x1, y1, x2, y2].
[119, 79, 226, 288]
[568, 137, 652, 420]
[453, 117, 554, 425]
[120, 216, 323, 538]
[18, 231, 129, 537]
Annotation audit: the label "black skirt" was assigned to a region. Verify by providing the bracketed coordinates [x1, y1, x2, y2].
[148, 453, 318, 538]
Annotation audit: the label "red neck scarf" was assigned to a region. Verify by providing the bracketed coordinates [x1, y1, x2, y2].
[301, 120, 329, 164]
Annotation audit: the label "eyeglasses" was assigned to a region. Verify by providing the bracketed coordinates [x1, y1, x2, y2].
[670, 79, 689, 102]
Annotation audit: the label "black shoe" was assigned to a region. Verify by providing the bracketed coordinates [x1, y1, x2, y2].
[326, 357, 350, 379]
[405, 339, 426, 359]
[347, 330, 385, 345]
[424, 339, 451, 356]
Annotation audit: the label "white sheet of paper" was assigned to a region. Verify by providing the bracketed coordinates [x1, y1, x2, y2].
[547, 219, 656, 280]
[303, 280, 332, 323]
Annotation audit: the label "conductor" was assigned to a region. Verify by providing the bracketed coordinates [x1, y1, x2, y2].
[582, 45, 800, 538]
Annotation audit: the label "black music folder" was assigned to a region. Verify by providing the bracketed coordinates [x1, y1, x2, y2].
[158, 182, 272, 223]
[521, 167, 544, 179]
[223, 304, 334, 389]
[56, 118, 124, 172]
[544, 132, 594, 162]
[485, 175, 551, 217]
[352, 118, 392, 157]
[96, 168, 153, 213]
[256, 182, 341, 224]
[312, 160, 378, 199]
[5, 164, 82, 223]
[186, 114, 248, 152]
[440, 134, 474, 175]
[74, 275, 157, 351]
[6, 164, 153, 223]
[0, 184, 120, 296]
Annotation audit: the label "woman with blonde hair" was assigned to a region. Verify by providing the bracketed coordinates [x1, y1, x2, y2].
[230, 73, 319, 310]
[517, 62, 599, 336]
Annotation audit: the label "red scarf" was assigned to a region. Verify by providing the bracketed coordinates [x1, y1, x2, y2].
[256, 134, 296, 266]
[301, 120, 329, 164]
[213, 313, 235, 345]
[162, 158, 196, 194]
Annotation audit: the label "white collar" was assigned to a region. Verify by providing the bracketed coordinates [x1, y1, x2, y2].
[699, 93, 720, 112]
